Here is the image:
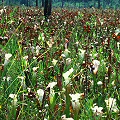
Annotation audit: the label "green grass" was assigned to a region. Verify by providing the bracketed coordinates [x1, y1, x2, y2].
[0, 6, 120, 120]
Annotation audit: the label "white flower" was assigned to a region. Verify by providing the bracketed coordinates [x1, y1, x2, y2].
[3, 77, 6, 81]
[36, 45, 41, 55]
[92, 60, 100, 68]
[69, 93, 84, 112]
[46, 82, 57, 105]
[7, 77, 11, 81]
[69, 93, 82, 101]
[75, 41, 79, 45]
[97, 81, 103, 85]
[31, 46, 35, 53]
[23, 55, 28, 60]
[41, 20, 44, 25]
[46, 38, 54, 48]
[18, 76, 25, 80]
[92, 60, 100, 74]
[71, 99, 80, 112]
[4, 53, 12, 66]
[66, 58, 72, 65]
[64, 21, 67, 25]
[32, 66, 39, 72]
[45, 104, 48, 107]
[111, 80, 115, 86]
[105, 98, 118, 112]
[47, 19, 50, 22]
[3, 76, 11, 81]
[91, 104, 103, 115]
[0, 8, 5, 15]
[63, 49, 70, 57]
[52, 59, 58, 66]
[5, 53, 12, 60]
[27, 87, 31, 92]
[117, 42, 120, 49]
[46, 82, 57, 89]
[49, 89, 55, 104]
[37, 89, 44, 104]
[99, 18, 104, 25]
[63, 68, 74, 85]
[33, 56, 37, 59]
[9, 94, 16, 99]
[61, 54, 66, 58]
[18, 76, 26, 88]
[63, 68, 73, 79]
[44, 118, 48, 120]
[61, 115, 74, 120]
[9, 94, 17, 106]
[78, 49, 85, 58]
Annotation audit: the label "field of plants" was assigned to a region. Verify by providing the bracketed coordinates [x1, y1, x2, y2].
[0, 6, 120, 120]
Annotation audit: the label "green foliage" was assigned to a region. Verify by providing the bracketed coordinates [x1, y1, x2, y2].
[0, 6, 120, 120]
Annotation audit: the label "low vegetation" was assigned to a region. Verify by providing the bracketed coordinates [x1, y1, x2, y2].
[0, 6, 120, 120]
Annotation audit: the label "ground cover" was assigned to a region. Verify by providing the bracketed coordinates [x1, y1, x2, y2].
[0, 6, 120, 120]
